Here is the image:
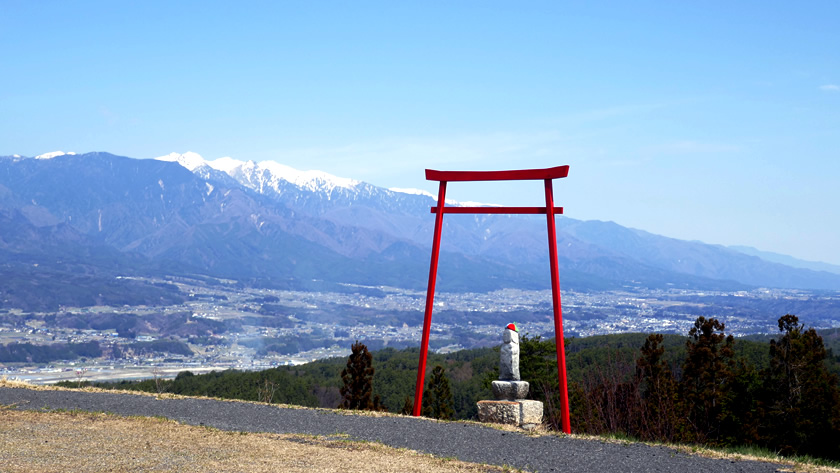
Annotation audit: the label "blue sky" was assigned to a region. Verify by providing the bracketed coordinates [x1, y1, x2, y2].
[2, 1, 839, 264]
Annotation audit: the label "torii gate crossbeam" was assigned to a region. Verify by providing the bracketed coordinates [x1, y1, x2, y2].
[411, 165, 572, 434]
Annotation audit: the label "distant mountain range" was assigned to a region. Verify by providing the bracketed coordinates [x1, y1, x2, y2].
[728, 245, 840, 276]
[1, 151, 838, 305]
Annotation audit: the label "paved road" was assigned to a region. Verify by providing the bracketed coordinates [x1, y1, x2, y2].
[0, 387, 789, 473]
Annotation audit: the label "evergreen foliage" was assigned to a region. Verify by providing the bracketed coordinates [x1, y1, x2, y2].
[718, 355, 762, 446]
[759, 315, 840, 458]
[81, 315, 840, 462]
[518, 334, 563, 429]
[422, 365, 454, 420]
[339, 341, 379, 410]
[635, 334, 678, 441]
[400, 396, 413, 415]
[680, 316, 735, 444]
[0, 341, 102, 363]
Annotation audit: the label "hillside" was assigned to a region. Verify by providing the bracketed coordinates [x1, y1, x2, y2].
[0, 384, 803, 473]
[83, 332, 771, 417]
[80, 319, 840, 461]
[2, 152, 840, 299]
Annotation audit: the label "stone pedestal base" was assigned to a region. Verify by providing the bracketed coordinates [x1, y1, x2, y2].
[491, 380, 529, 400]
[477, 400, 543, 428]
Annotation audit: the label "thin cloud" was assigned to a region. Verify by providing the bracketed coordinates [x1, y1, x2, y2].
[820, 84, 839, 92]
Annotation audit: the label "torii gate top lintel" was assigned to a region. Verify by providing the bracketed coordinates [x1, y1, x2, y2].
[425, 165, 569, 182]
[412, 164, 572, 434]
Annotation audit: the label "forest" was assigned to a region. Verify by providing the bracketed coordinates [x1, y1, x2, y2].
[81, 314, 840, 461]
[0, 340, 102, 363]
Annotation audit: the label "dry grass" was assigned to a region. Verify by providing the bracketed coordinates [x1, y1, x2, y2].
[0, 377, 410, 415]
[0, 377, 442, 420]
[0, 408, 504, 473]
[0, 376, 39, 389]
[663, 444, 840, 473]
[4, 378, 835, 472]
[567, 433, 840, 473]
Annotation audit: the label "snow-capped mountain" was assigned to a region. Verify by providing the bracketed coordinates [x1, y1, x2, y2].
[157, 152, 362, 198]
[157, 152, 483, 208]
[155, 152, 447, 246]
[35, 151, 76, 160]
[2, 151, 840, 292]
[156, 151, 207, 171]
[155, 152, 527, 258]
[148, 151, 840, 291]
[388, 187, 435, 198]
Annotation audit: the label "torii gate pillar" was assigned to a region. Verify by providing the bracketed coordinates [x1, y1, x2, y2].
[411, 166, 572, 434]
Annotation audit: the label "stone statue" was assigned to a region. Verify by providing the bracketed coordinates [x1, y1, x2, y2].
[478, 322, 543, 428]
[491, 323, 529, 400]
[499, 322, 520, 381]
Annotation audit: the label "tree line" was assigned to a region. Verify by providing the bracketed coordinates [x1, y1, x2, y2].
[81, 314, 840, 461]
[525, 314, 840, 460]
[0, 340, 101, 363]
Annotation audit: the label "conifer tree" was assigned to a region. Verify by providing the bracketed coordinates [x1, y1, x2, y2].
[679, 316, 734, 444]
[339, 341, 375, 410]
[718, 356, 761, 446]
[635, 333, 678, 441]
[519, 334, 564, 429]
[760, 314, 840, 458]
[400, 396, 413, 415]
[422, 365, 454, 420]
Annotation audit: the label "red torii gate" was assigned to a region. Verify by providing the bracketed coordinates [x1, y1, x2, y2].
[411, 165, 572, 434]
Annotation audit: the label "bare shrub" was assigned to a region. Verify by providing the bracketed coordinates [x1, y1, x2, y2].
[257, 379, 277, 404]
[152, 367, 167, 394]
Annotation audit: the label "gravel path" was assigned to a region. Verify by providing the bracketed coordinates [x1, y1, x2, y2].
[1, 387, 789, 473]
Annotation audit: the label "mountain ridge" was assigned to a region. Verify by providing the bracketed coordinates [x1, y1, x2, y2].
[729, 245, 840, 276]
[2, 151, 839, 294]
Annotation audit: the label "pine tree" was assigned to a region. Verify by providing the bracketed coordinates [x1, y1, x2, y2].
[339, 341, 375, 410]
[422, 365, 454, 420]
[400, 396, 413, 415]
[717, 356, 761, 447]
[679, 316, 734, 444]
[519, 334, 563, 429]
[635, 333, 678, 442]
[760, 314, 840, 459]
